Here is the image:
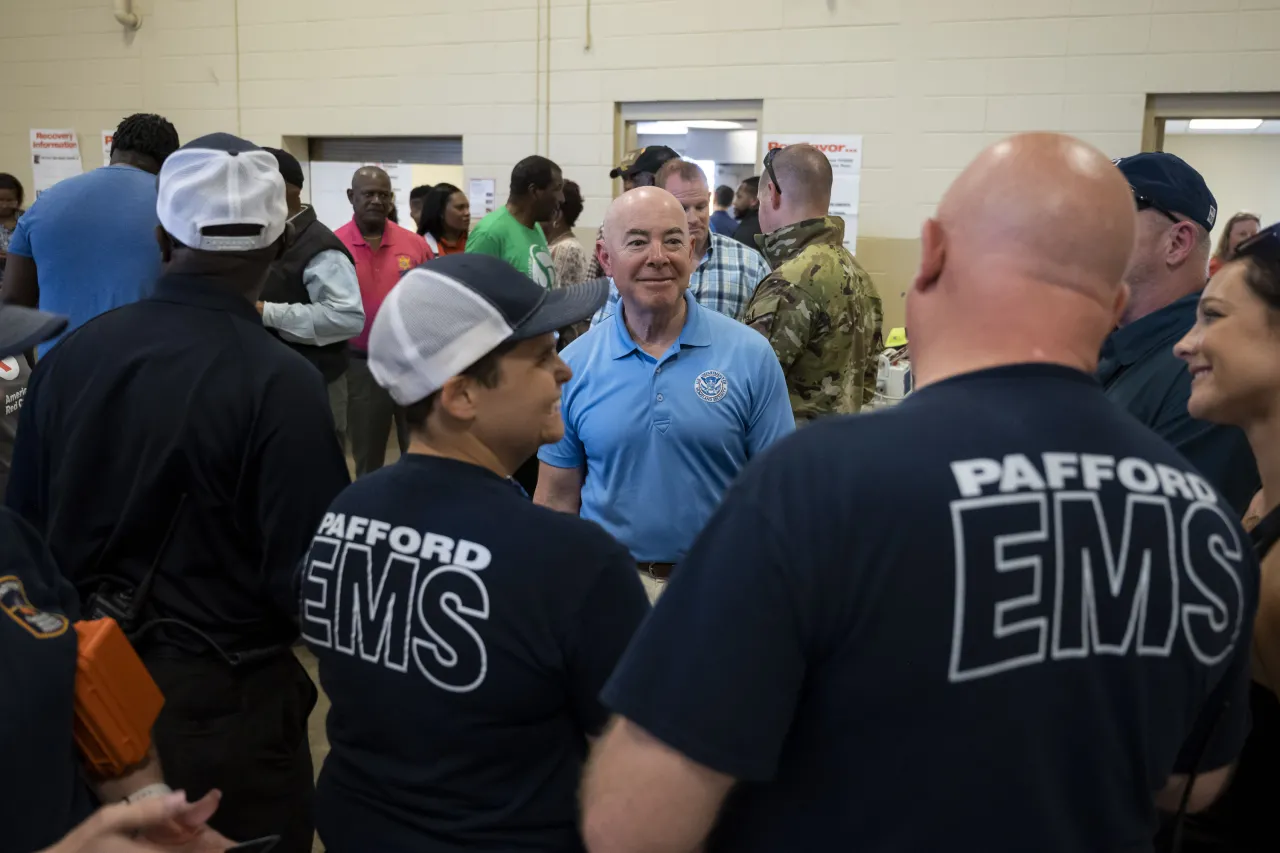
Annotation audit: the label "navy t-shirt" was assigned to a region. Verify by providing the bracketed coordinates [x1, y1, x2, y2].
[0, 507, 94, 852]
[302, 454, 650, 853]
[603, 364, 1258, 852]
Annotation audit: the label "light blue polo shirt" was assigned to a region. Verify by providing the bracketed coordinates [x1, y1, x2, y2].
[539, 291, 795, 562]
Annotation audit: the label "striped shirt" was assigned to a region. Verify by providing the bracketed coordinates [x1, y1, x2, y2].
[590, 232, 770, 326]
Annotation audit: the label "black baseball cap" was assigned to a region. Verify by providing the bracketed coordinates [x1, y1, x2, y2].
[264, 147, 305, 190]
[1114, 152, 1217, 233]
[0, 305, 67, 357]
[610, 145, 680, 180]
[368, 253, 609, 405]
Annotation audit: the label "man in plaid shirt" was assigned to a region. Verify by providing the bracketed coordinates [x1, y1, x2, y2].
[591, 160, 770, 327]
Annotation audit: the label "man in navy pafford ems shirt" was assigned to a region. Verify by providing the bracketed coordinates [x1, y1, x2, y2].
[581, 134, 1260, 853]
[301, 254, 649, 853]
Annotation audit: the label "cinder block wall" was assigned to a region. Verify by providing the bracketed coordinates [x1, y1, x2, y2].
[3, 0, 1278, 327]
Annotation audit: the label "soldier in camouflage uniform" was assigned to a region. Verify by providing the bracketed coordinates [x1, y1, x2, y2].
[743, 144, 883, 422]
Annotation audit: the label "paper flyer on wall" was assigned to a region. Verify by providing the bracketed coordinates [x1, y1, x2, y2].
[29, 129, 83, 197]
[468, 179, 496, 221]
[102, 130, 115, 167]
[761, 134, 863, 253]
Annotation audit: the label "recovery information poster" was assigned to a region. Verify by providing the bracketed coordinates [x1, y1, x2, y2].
[29, 129, 83, 197]
[102, 130, 115, 167]
[761, 134, 862, 254]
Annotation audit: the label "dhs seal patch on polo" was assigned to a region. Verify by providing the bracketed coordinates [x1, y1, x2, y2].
[695, 370, 728, 403]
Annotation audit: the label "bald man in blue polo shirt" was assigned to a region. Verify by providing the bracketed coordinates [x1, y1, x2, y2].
[535, 187, 794, 599]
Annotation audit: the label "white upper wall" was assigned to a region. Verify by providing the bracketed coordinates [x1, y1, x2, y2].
[2, 0, 1279, 237]
[1163, 133, 1280, 248]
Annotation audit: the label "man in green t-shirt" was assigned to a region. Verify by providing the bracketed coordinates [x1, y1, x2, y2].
[467, 155, 565, 289]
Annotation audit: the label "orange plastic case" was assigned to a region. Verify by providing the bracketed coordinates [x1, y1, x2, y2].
[72, 618, 165, 777]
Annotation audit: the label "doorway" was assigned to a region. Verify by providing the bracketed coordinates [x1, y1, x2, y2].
[614, 100, 765, 198]
[1146, 93, 1280, 250]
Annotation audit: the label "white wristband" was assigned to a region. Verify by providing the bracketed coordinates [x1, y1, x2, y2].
[125, 783, 173, 804]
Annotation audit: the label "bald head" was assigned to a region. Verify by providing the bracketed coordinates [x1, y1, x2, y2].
[349, 166, 394, 233]
[601, 186, 688, 248]
[352, 166, 390, 190]
[909, 133, 1136, 387]
[759, 144, 835, 233]
[599, 187, 696, 314]
[936, 133, 1134, 301]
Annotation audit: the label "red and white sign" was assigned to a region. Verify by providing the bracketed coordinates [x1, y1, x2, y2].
[29, 129, 83, 197]
[0, 358, 22, 381]
[102, 130, 115, 167]
[761, 134, 863, 253]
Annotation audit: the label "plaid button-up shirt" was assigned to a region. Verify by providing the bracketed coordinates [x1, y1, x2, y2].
[590, 232, 770, 327]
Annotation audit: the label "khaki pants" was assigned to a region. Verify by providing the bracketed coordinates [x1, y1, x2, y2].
[639, 572, 666, 603]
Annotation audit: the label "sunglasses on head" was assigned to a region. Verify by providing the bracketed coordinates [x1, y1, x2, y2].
[764, 147, 783, 196]
[1234, 221, 1280, 264]
[1133, 192, 1181, 226]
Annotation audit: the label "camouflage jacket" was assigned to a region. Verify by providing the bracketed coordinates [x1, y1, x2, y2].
[742, 216, 883, 421]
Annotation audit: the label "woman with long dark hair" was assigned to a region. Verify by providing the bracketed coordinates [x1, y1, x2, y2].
[417, 183, 470, 256]
[1174, 221, 1280, 852]
[1209, 212, 1260, 277]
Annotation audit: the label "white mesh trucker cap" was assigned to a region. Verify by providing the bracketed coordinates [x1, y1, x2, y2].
[369, 253, 609, 406]
[157, 133, 287, 252]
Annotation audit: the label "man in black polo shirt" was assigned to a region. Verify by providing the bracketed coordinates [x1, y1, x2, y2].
[1099, 153, 1258, 514]
[582, 133, 1258, 852]
[260, 148, 364, 447]
[7, 132, 350, 853]
[301, 253, 649, 853]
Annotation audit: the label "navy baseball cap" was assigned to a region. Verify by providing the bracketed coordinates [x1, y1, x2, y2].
[1114, 152, 1217, 233]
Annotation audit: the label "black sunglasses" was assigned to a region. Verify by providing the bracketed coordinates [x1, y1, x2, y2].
[1133, 192, 1181, 226]
[764, 147, 783, 196]
[1234, 221, 1280, 263]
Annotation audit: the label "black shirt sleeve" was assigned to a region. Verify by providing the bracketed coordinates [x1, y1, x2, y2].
[562, 538, 650, 736]
[252, 368, 350, 624]
[601, 495, 811, 782]
[0, 506, 80, 619]
[5, 357, 45, 528]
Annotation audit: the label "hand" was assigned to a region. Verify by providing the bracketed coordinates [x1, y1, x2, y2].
[141, 790, 234, 850]
[38, 790, 234, 852]
[255, 301, 265, 315]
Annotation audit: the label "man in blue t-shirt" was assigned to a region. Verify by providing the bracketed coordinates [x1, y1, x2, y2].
[1, 113, 179, 354]
[534, 186, 794, 600]
[581, 134, 1260, 853]
[301, 253, 650, 853]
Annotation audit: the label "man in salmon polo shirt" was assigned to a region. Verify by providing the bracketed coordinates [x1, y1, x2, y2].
[337, 166, 432, 475]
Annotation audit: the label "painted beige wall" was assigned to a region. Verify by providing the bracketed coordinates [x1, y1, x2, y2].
[3, 0, 1279, 316]
[1163, 133, 1280, 251]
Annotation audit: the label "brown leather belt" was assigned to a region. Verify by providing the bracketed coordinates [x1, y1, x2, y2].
[636, 561, 676, 581]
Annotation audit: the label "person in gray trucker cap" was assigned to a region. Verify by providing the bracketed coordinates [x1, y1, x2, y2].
[300, 252, 651, 853]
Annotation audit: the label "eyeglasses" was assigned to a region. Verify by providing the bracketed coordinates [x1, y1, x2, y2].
[1234, 221, 1280, 264]
[1133, 192, 1181, 226]
[764, 147, 783, 196]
